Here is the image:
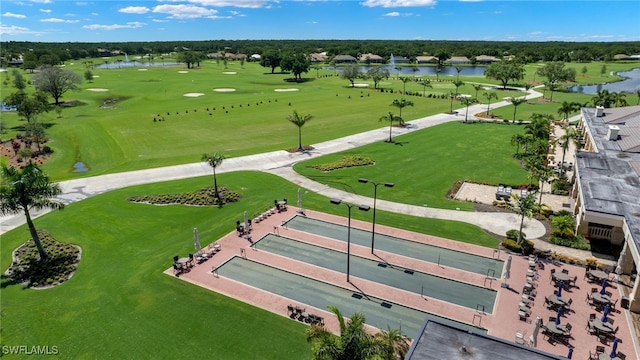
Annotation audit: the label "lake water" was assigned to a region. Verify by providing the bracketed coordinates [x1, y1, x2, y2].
[324, 65, 487, 77]
[566, 68, 640, 94]
[94, 61, 180, 69]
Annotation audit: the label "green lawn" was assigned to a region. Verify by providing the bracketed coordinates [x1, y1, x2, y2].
[0, 171, 496, 358]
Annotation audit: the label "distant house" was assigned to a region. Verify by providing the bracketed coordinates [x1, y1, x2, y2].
[207, 52, 225, 59]
[448, 56, 471, 64]
[390, 55, 410, 64]
[332, 55, 357, 64]
[475, 55, 501, 64]
[227, 53, 247, 61]
[359, 53, 384, 63]
[613, 54, 631, 60]
[6, 55, 24, 66]
[309, 52, 328, 63]
[416, 56, 439, 64]
[250, 54, 261, 61]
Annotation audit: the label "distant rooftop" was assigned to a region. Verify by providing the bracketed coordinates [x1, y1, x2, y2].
[406, 320, 564, 360]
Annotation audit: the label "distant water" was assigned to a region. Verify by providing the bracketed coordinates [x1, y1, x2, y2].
[325, 65, 487, 77]
[566, 68, 640, 94]
[94, 61, 180, 69]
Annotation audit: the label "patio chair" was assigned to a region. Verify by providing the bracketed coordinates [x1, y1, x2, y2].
[564, 323, 572, 335]
[586, 320, 595, 334]
[562, 269, 569, 274]
[287, 304, 294, 315]
[172, 264, 182, 275]
[607, 318, 614, 325]
[611, 298, 618, 310]
[617, 351, 626, 360]
[591, 287, 599, 293]
[586, 291, 592, 303]
[173, 255, 179, 263]
[188, 253, 195, 267]
[595, 346, 605, 354]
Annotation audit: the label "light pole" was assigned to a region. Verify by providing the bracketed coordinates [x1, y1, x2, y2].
[359, 178, 394, 254]
[330, 198, 370, 283]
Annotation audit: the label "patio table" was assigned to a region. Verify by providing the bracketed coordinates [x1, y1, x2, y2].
[599, 353, 621, 360]
[548, 294, 568, 306]
[589, 269, 609, 281]
[591, 293, 612, 305]
[592, 319, 613, 333]
[553, 272, 571, 282]
[544, 321, 567, 335]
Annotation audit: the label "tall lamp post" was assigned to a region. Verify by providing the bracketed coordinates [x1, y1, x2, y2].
[359, 178, 394, 254]
[330, 198, 370, 283]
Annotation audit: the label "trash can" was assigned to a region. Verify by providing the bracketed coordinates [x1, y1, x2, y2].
[621, 296, 630, 309]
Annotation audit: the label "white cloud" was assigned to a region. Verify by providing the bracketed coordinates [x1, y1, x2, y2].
[186, 0, 268, 8]
[30, 0, 52, 3]
[384, 11, 400, 16]
[40, 8, 52, 13]
[361, 0, 436, 8]
[40, 17, 80, 23]
[2, 12, 27, 18]
[459, 0, 482, 2]
[152, 19, 169, 22]
[76, 2, 89, 5]
[83, 21, 146, 30]
[153, 4, 218, 19]
[119, 6, 150, 14]
[528, 31, 543, 36]
[0, 24, 42, 36]
[91, 12, 99, 16]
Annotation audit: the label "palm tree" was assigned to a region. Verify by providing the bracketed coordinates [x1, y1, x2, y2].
[0, 163, 64, 260]
[400, 77, 410, 94]
[453, 80, 465, 97]
[472, 84, 483, 99]
[551, 214, 576, 238]
[508, 97, 527, 123]
[531, 165, 555, 206]
[523, 83, 533, 100]
[613, 92, 628, 107]
[556, 127, 581, 176]
[483, 91, 498, 116]
[306, 306, 378, 360]
[636, 89, 640, 105]
[380, 111, 402, 143]
[420, 79, 432, 97]
[455, 66, 463, 81]
[390, 98, 413, 119]
[506, 192, 540, 244]
[510, 134, 526, 155]
[306, 305, 407, 360]
[200, 152, 226, 200]
[525, 113, 553, 140]
[557, 101, 580, 122]
[459, 96, 476, 123]
[287, 110, 313, 151]
[591, 89, 616, 108]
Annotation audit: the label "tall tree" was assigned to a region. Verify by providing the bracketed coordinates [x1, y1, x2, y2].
[557, 101, 581, 122]
[420, 79, 432, 97]
[32, 65, 82, 105]
[591, 89, 616, 108]
[400, 77, 410, 94]
[367, 67, 389, 89]
[509, 97, 527, 123]
[525, 113, 553, 141]
[390, 98, 413, 119]
[472, 84, 483, 99]
[380, 111, 402, 143]
[259, 49, 282, 74]
[455, 66, 463, 81]
[556, 127, 581, 176]
[613, 92, 627, 107]
[510, 133, 526, 155]
[531, 164, 555, 206]
[11, 69, 26, 91]
[484, 62, 525, 89]
[200, 152, 226, 200]
[340, 65, 361, 87]
[483, 91, 498, 116]
[0, 164, 64, 260]
[459, 96, 476, 123]
[536, 62, 576, 101]
[506, 192, 540, 244]
[287, 110, 313, 151]
[3, 91, 50, 124]
[280, 52, 311, 81]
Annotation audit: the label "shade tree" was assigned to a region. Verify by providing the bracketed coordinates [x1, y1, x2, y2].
[32, 65, 82, 105]
[484, 61, 525, 89]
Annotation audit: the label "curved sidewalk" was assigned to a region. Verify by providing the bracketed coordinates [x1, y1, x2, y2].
[0, 87, 546, 239]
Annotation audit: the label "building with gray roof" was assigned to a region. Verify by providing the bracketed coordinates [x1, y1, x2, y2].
[572, 105, 640, 312]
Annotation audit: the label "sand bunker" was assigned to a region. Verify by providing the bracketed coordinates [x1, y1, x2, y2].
[274, 88, 299, 92]
[0, 69, 8, 72]
[86, 88, 109, 92]
[138, 68, 148, 71]
[92, 75, 100, 78]
[178, 71, 189, 74]
[184, 93, 205, 97]
[353, 83, 369, 88]
[213, 88, 236, 92]
[223, 72, 237, 74]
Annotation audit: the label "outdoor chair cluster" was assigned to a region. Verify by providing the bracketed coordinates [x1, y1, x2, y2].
[518, 254, 540, 321]
[287, 304, 324, 326]
[495, 185, 512, 201]
[172, 244, 222, 275]
[236, 220, 251, 236]
[588, 346, 626, 360]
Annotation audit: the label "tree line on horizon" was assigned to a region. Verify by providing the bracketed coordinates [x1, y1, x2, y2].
[2, 39, 640, 67]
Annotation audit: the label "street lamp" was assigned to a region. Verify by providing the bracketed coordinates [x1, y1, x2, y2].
[359, 178, 394, 254]
[330, 198, 370, 283]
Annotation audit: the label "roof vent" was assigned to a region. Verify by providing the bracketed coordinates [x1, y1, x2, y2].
[607, 125, 619, 140]
[596, 106, 604, 117]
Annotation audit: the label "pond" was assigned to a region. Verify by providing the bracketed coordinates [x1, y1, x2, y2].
[566, 68, 640, 94]
[94, 61, 180, 69]
[323, 65, 487, 77]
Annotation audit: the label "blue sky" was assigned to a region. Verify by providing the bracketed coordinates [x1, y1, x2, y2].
[1, 0, 639, 43]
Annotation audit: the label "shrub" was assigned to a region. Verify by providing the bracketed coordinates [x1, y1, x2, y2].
[501, 239, 534, 255]
[552, 177, 570, 195]
[506, 229, 526, 241]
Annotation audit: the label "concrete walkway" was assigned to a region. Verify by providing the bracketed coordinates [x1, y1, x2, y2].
[6, 85, 593, 255]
